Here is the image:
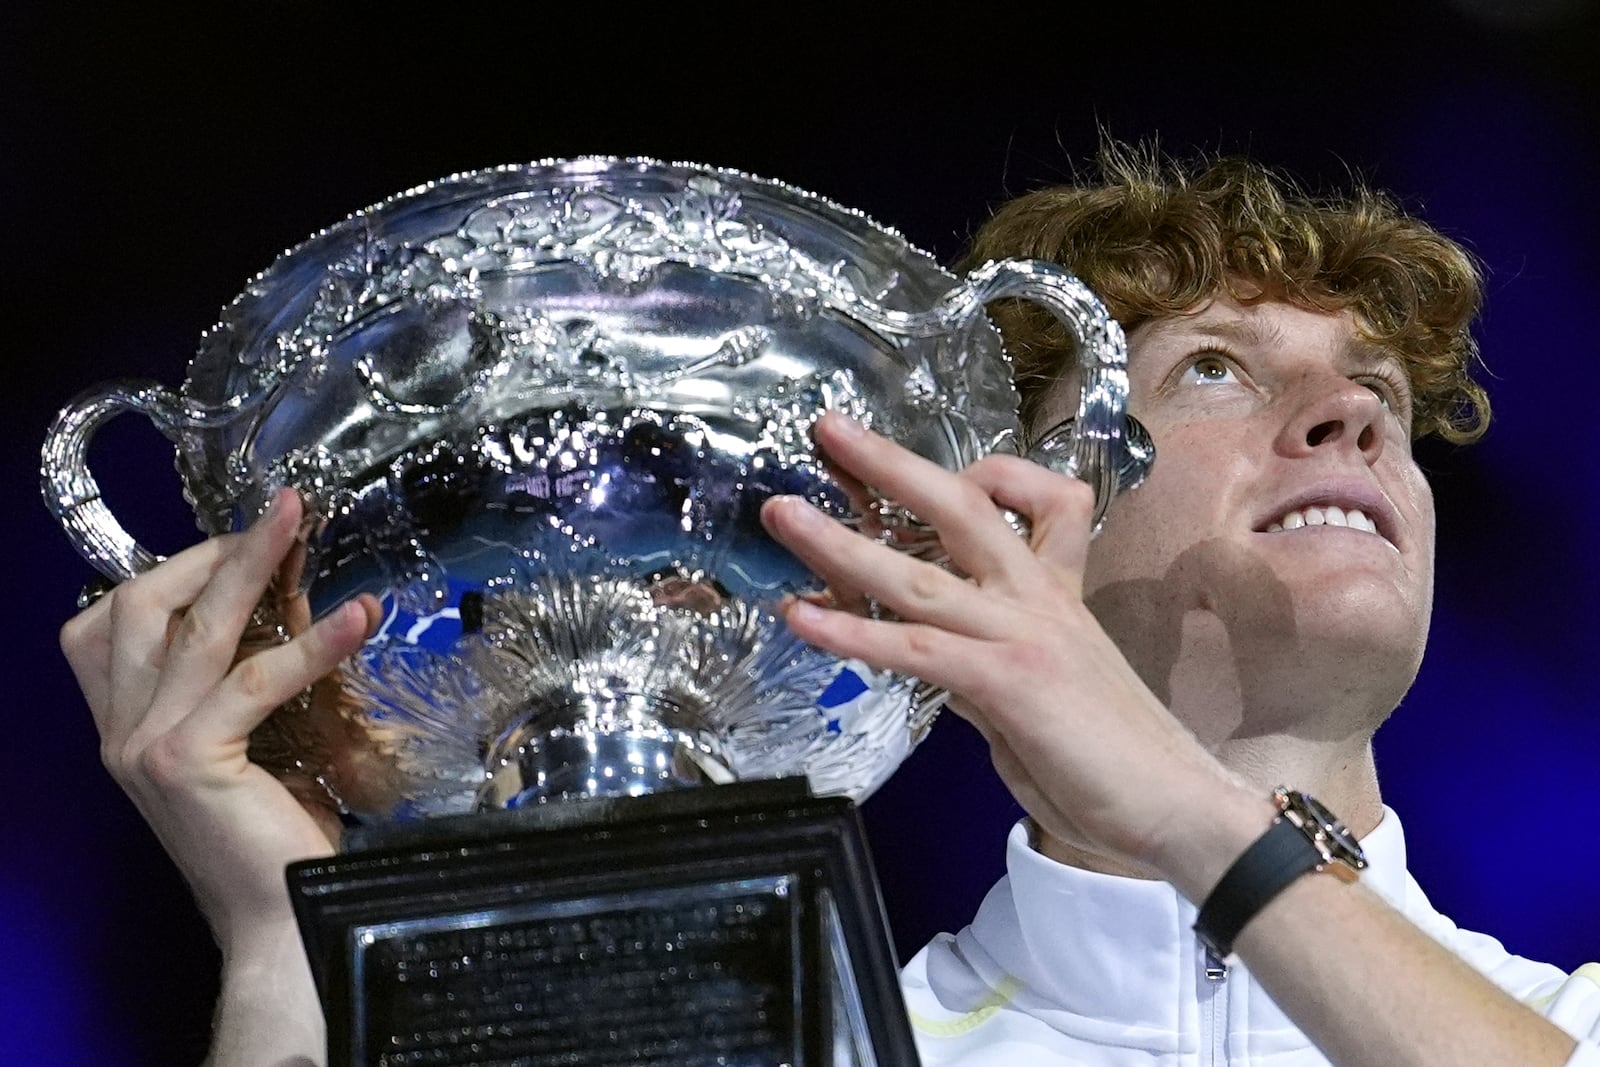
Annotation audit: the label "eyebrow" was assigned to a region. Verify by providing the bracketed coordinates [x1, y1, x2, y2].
[1163, 316, 1406, 374]
[1345, 336, 1407, 370]
[1168, 317, 1289, 349]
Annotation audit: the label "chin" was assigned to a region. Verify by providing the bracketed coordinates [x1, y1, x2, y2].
[1291, 595, 1429, 723]
[1304, 565, 1427, 640]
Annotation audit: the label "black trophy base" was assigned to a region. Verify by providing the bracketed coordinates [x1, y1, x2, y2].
[286, 778, 920, 1067]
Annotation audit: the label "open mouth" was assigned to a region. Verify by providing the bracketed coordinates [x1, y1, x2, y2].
[1262, 504, 1395, 549]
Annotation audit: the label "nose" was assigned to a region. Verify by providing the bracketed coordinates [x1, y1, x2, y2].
[1276, 374, 1388, 465]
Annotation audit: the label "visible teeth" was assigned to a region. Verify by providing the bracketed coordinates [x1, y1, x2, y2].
[1269, 506, 1385, 541]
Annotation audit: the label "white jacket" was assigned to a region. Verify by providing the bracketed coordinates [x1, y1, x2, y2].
[900, 811, 1600, 1066]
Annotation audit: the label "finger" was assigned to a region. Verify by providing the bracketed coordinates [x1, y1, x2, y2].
[179, 596, 372, 751]
[152, 489, 304, 713]
[60, 607, 114, 714]
[960, 455, 1098, 589]
[93, 536, 240, 735]
[815, 455, 898, 608]
[813, 413, 1034, 581]
[777, 595, 989, 689]
[355, 592, 385, 639]
[762, 495, 1016, 638]
[276, 535, 314, 637]
[818, 449, 875, 521]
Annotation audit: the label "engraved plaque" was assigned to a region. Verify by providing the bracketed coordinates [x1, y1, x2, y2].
[290, 779, 911, 1067]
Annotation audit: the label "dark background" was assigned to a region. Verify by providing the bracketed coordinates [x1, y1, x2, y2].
[4, 3, 1597, 1063]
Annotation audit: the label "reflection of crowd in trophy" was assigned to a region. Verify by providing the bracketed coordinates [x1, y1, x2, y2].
[49, 141, 1600, 1066]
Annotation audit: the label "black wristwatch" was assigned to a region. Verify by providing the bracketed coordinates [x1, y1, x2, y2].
[1193, 787, 1368, 959]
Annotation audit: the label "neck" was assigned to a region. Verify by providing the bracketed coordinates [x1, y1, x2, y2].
[1038, 733, 1384, 878]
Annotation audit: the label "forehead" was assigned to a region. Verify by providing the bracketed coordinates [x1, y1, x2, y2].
[1130, 297, 1389, 365]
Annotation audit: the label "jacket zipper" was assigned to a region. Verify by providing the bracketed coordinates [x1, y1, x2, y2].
[1203, 947, 1229, 1066]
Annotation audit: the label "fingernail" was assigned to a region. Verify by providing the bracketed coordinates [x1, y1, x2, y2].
[780, 496, 824, 526]
[827, 411, 865, 437]
[339, 599, 367, 629]
[788, 599, 824, 623]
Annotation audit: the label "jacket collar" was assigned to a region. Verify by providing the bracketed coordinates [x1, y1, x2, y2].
[951, 808, 1410, 1051]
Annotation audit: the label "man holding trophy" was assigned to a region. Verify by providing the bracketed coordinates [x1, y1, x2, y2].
[50, 146, 1600, 1066]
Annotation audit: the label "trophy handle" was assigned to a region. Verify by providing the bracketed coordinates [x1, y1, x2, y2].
[942, 258, 1153, 528]
[865, 260, 1156, 740]
[848, 258, 1153, 529]
[41, 379, 197, 582]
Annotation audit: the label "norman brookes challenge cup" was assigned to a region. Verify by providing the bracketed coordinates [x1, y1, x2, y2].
[43, 158, 1151, 1066]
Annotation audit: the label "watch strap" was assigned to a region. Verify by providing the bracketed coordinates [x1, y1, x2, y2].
[1193, 816, 1323, 959]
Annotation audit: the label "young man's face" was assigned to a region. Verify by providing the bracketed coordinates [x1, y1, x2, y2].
[1039, 295, 1436, 740]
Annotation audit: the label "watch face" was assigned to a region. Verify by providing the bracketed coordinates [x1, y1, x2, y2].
[1283, 790, 1369, 869]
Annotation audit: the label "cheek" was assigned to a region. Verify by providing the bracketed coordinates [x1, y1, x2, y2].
[1387, 458, 1436, 562]
[1079, 443, 1236, 590]
[1415, 477, 1435, 531]
[1411, 484, 1437, 581]
[1082, 485, 1186, 588]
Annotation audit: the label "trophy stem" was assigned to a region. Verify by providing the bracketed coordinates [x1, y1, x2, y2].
[477, 690, 732, 808]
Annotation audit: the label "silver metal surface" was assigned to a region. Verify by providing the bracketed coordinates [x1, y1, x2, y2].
[41, 157, 1151, 823]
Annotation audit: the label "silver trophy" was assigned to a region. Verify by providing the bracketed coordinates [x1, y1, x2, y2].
[43, 158, 1150, 1066]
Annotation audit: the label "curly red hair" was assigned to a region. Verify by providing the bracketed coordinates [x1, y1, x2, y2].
[957, 142, 1489, 443]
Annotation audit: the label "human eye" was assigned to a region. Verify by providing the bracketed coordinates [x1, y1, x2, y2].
[1355, 366, 1414, 420]
[1357, 377, 1393, 407]
[1178, 349, 1243, 387]
[1149, 343, 1254, 407]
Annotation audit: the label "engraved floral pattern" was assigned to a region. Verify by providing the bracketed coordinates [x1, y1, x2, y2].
[47, 161, 1143, 824]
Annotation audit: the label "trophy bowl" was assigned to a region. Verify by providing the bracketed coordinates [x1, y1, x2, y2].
[43, 157, 1152, 1066]
[43, 156, 1147, 826]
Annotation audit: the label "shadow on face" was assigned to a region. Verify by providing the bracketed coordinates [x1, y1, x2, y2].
[1085, 534, 1404, 746]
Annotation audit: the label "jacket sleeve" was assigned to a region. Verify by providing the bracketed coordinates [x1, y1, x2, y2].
[1565, 1038, 1600, 1067]
[1536, 964, 1600, 1056]
[1400, 877, 1600, 1053]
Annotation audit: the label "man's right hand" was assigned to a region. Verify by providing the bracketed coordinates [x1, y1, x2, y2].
[58, 487, 379, 948]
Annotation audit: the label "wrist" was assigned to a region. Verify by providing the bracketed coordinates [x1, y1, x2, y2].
[210, 918, 325, 1067]
[217, 911, 309, 974]
[1144, 779, 1280, 904]
[1191, 787, 1370, 959]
